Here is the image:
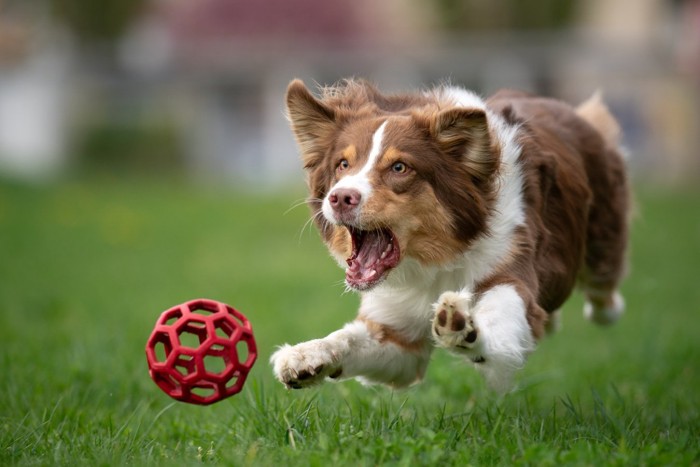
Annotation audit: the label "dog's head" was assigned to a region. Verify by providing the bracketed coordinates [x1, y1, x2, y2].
[286, 79, 500, 291]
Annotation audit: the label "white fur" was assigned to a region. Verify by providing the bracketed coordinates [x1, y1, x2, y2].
[431, 286, 535, 393]
[457, 114, 525, 282]
[584, 291, 624, 325]
[435, 86, 486, 111]
[273, 86, 533, 391]
[470, 286, 535, 392]
[271, 319, 431, 388]
[322, 120, 388, 224]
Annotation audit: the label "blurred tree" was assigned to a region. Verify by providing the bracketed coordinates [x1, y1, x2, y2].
[433, 0, 578, 31]
[51, 0, 146, 43]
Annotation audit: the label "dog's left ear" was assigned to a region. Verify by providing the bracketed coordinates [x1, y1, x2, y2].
[431, 108, 497, 183]
[286, 79, 337, 170]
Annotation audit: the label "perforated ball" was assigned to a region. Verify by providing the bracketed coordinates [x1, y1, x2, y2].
[145, 299, 257, 405]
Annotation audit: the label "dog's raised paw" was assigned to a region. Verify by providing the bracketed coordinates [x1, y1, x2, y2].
[432, 291, 479, 352]
[270, 340, 340, 389]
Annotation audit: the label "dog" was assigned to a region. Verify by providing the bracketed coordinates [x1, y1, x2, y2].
[271, 79, 629, 392]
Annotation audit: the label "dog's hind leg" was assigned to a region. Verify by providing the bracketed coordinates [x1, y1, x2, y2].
[576, 95, 630, 326]
[580, 147, 630, 325]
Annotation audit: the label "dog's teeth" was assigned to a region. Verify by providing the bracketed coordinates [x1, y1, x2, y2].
[368, 269, 377, 278]
[379, 242, 393, 260]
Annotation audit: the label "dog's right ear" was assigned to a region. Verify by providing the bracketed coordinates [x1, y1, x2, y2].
[286, 80, 337, 170]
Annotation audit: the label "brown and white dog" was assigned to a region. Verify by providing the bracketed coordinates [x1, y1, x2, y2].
[271, 79, 629, 392]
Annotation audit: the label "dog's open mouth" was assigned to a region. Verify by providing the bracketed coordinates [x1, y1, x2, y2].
[345, 227, 400, 290]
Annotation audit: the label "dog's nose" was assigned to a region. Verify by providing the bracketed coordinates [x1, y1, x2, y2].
[328, 188, 361, 214]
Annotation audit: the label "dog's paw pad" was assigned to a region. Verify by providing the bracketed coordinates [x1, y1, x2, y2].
[432, 291, 478, 350]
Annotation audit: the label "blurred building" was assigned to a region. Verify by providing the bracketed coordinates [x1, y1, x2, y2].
[0, 15, 72, 178]
[0, 0, 698, 184]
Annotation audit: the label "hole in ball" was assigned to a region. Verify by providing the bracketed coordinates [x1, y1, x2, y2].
[203, 354, 228, 376]
[190, 307, 216, 317]
[152, 333, 172, 363]
[236, 340, 250, 365]
[210, 343, 226, 352]
[191, 385, 216, 399]
[173, 355, 196, 376]
[177, 322, 208, 350]
[214, 319, 235, 338]
[228, 309, 246, 327]
[187, 300, 219, 316]
[225, 375, 240, 390]
[160, 308, 183, 326]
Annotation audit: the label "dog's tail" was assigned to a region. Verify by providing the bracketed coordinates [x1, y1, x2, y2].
[576, 91, 621, 148]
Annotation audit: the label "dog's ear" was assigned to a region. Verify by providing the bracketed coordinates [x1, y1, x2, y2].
[431, 108, 497, 183]
[286, 80, 337, 170]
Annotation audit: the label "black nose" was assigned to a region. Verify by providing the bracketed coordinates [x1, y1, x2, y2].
[328, 188, 361, 213]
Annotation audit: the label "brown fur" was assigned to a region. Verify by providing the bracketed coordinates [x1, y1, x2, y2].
[477, 90, 629, 337]
[358, 316, 427, 353]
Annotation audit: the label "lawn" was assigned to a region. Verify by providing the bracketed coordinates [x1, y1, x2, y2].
[1, 176, 699, 466]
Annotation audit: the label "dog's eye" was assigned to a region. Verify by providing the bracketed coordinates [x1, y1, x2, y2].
[391, 161, 408, 174]
[337, 159, 350, 172]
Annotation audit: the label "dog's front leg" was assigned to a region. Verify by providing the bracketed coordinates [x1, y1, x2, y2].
[431, 284, 541, 393]
[271, 319, 431, 389]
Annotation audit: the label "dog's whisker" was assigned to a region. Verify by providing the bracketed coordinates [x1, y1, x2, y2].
[298, 211, 325, 243]
[284, 197, 323, 216]
[334, 279, 354, 294]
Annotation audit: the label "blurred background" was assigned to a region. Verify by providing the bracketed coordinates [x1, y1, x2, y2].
[1, 3, 700, 462]
[0, 0, 698, 185]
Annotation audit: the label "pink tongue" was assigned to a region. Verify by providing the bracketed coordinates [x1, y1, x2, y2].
[357, 234, 384, 267]
[347, 230, 388, 281]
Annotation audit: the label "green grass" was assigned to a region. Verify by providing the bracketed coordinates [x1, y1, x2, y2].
[1, 176, 699, 466]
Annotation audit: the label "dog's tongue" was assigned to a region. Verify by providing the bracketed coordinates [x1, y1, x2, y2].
[346, 228, 400, 290]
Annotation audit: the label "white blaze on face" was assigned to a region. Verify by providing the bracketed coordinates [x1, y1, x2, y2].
[322, 120, 388, 224]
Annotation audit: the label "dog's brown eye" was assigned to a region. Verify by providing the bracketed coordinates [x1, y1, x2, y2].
[338, 159, 350, 171]
[391, 162, 408, 174]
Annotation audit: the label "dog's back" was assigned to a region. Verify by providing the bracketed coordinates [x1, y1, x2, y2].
[487, 90, 629, 325]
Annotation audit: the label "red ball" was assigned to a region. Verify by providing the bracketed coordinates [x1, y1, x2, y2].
[145, 299, 257, 405]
